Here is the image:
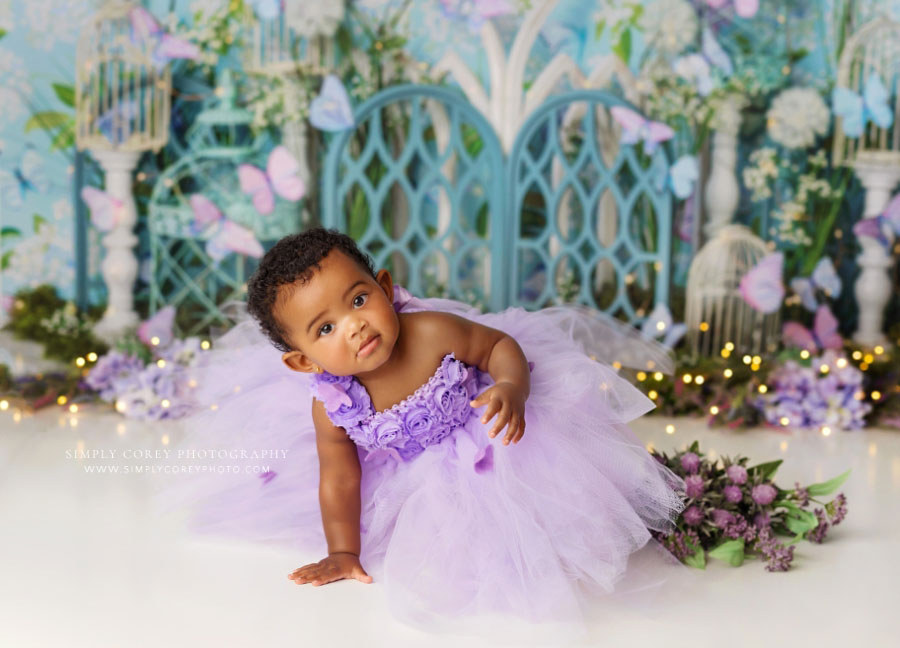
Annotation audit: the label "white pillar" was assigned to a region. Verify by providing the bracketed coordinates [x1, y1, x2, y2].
[703, 96, 744, 240]
[851, 152, 900, 346]
[90, 149, 141, 342]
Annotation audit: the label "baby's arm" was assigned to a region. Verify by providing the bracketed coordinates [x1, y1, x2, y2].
[287, 398, 373, 587]
[420, 312, 531, 445]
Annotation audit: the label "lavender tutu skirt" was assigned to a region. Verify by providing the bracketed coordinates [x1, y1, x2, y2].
[151, 287, 696, 642]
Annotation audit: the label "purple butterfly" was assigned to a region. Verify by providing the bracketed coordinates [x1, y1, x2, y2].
[789, 257, 842, 312]
[317, 381, 351, 413]
[739, 252, 784, 314]
[782, 305, 843, 352]
[138, 306, 175, 348]
[610, 106, 674, 155]
[130, 7, 200, 71]
[189, 194, 264, 262]
[852, 192, 900, 249]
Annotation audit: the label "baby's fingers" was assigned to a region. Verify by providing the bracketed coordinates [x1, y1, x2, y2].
[488, 405, 510, 438]
[480, 396, 502, 426]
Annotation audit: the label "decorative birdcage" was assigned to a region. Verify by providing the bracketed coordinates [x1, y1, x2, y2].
[75, 0, 172, 341]
[242, 2, 343, 75]
[75, 0, 170, 152]
[832, 17, 900, 346]
[685, 225, 779, 356]
[147, 72, 303, 335]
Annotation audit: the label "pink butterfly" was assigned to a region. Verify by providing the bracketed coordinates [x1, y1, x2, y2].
[704, 0, 759, 18]
[739, 252, 784, 314]
[317, 382, 352, 413]
[139, 305, 175, 348]
[130, 7, 200, 70]
[852, 191, 900, 248]
[782, 305, 843, 352]
[609, 106, 674, 155]
[80, 186, 124, 232]
[189, 194, 264, 262]
[238, 146, 305, 216]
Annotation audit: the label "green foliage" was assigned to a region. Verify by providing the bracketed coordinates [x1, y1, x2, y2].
[4, 285, 108, 364]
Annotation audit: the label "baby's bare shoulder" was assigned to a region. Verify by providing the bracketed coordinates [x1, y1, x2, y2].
[402, 310, 505, 369]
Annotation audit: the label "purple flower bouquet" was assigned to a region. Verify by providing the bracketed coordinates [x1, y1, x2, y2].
[650, 441, 850, 572]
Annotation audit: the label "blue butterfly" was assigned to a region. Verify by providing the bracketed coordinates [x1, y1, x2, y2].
[0, 148, 50, 210]
[654, 154, 699, 200]
[309, 75, 354, 132]
[832, 73, 894, 138]
[789, 257, 842, 312]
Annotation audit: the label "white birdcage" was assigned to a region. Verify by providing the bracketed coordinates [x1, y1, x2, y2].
[685, 225, 780, 357]
[75, 0, 170, 152]
[242, 2, 343, 75]
[832, 17, 900, 168]
[831, 17, 900, 346]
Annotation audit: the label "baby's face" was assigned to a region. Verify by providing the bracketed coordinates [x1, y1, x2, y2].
[275, 248, 399, 377]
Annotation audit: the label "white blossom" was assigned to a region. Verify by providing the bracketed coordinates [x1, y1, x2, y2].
[284, 0, 345, 37]
[640, 0, 697, 55]
[767, 87, 830, 149]
[0, 49, 32, 122]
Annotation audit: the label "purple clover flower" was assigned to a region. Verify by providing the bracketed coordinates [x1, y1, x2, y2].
[684, 474, 705, 498]
[711, 508, 736, 529]
[680, 452, 701, 474]
[723, 484, 743, 504]
[726, 464, 748, 485]
[751, 483, 777, 506]
[683, 505, 705, 526]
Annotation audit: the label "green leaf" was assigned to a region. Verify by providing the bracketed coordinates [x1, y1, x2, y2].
[683, 536, 706, 569]
[806, 468, 852, 497]
[0, 28, 6, 40]
[595, 19, 606, 39]
[50, 126, 75, 151]
[1, 250, 12, 270]
[612, 27, 632, 64]
[25, 111, 71, 133]
[52, 83, 75, 108]
[708, 539, 745, 567]
[785, 513, 818, 535]
[1, 226, 22, 241]
[749, 459, 782, 481]
[32, 214, 47, 234]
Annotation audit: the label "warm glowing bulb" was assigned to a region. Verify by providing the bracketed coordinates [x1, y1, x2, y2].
[694, 376, 705, 385]
[57, 395, 68, 406]
[161, 399, 171, 408]
[210, 404, 219, 410]
[201, 340, 211, 350]
[68, 404, 78, 413]
[612, 361, 622, 370]
[0, 400, 8, 411]
[860, 362, 869, 371]
[750, 363, 760, 372]
[653, 371, 663, 381]
[637, 371, 647, 381]
[864, 353, 875, 364]
[724, 368, 733, 378]
[151, 336, 160, 346]
[742, 355, 752, 365]
[758, 384, 768, 393]
[871, 391, 882, 401]
[821, 426, 832, 436]
[800, 349, 810, 359]
[665, 424, 675, 434]
[819, 364, 829, 374]
[157, 359, 166, 368]
[721, 349, 731, 358]
[874, 345, 884, 355]
[725, 342, 735, 351]
[852, 350, 863, 360]
[709, 405, 719, 415]
[854, 390, 865, 401]
[656, 321, 666, 331]
[161, 434, 170, 445]
[780, 416, 790, 426]
[648, 390, 658, 399]
[115, 400, 127, 413]
[836, 358, 847, 368]
[87, 352, 98, 362]
[683, 373, 693, 384]
[699, 322, 710, 332]
[752, 355, 761, 365]
[75, 357, 85, 367]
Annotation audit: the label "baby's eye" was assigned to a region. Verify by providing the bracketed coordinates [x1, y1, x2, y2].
[318, 323, 334, 337]
[353, 293, 368, 308]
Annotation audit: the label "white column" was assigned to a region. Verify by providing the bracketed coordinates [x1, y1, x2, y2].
[91, 149, 141, 342]
[851, 152, 900, 346]
[703, 96, 744, 240]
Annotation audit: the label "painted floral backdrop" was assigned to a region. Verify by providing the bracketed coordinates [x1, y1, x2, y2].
[1, 0, 899, 305]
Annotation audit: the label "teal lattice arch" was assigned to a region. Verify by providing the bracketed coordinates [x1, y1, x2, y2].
[322, 85, 507, 311]
[507, 91, 672, 323]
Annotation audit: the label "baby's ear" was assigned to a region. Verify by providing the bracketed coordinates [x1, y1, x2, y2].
[375, 269, 393, 303]
[282, 350, 316, 373]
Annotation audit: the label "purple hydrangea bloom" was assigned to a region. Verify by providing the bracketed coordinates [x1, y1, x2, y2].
[680, 452, 701, 474]
[86, 351, 144, 401]
[683, 505, 705, 526]
[684, 474, 705, 498]
[723, 484, 743, 504]
[751, 483, 777, 506]
[726, 464, 748, 485]
[711, 508, 736, 528]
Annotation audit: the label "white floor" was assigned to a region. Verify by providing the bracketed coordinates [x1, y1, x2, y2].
[0, 404, 896, 648]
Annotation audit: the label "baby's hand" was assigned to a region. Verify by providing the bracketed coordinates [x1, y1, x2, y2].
[287, 552, 373, 587]
[470, 381, 526, 446]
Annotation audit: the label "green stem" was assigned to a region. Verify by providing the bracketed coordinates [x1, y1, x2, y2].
[800, 169, 851, 276]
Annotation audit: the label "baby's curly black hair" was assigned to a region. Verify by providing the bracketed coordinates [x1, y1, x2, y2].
[246, 227, 376, 352]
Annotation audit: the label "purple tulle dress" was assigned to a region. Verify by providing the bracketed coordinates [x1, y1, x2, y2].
[152, 286, 695, 642]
